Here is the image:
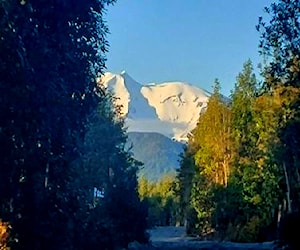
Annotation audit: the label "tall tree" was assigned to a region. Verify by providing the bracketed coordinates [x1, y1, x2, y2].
[193, 80, 232, 187]
[258, 0, 300, 212]
[230, 60, 260, 228]
[228, 60, 281, 241]
[183, 80, 232, 235]
[0, 1, 147, 249]
[231, 60, 258, 160]
[177, 145, 198, 233]
[258, 1, 300, 247]
[82, 97, 148, 248]
[258, 0, 300, 89]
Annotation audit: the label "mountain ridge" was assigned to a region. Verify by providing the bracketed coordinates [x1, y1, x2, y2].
[127, 131, 184, 181]
[100, 71, 211, 142]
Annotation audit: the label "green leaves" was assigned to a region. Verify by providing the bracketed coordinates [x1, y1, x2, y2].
[177, 60, 283, 241]
[175, 0, 300, 243]
[258, 0, 300, 84]
[177, 81, 233, 236]
[138, 175, 180, 227]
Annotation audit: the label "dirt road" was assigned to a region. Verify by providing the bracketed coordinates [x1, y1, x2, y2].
[145, 226, 277, 249]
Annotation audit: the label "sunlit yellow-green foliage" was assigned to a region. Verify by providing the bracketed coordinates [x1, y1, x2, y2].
[139, 175, 175, 201]
[177, 59, 291, 241]
[192, 79, 232, 186]
[0, 221, 9, 250]
[178, 0, 300, 243]
[138, 175, 180, 226]
[186, 80, 233, 235]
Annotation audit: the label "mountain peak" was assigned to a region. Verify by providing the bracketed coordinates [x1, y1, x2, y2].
[119, 70, 142, 87]
[102, 71, 211, 141]
[120, 70, 132, 80]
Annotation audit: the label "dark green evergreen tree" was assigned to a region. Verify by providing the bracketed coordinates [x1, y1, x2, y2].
[0, 1, 147, 249]
[230, 61, 260, 238]
[177, 146, 198, 234]
[82, 97, 148, 249]
[231, 60, 258, 159]
[228, 60, 281, 242]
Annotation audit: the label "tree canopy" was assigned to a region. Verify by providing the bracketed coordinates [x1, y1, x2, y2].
[176, 1, 300, 245]
[0, 1, 147, 249]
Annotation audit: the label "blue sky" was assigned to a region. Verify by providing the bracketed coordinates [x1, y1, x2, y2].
[105, 0, 275, 96]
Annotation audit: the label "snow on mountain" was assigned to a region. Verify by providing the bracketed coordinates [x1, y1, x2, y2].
[99, 71, 210, 141]
[100, 71, 157, 119]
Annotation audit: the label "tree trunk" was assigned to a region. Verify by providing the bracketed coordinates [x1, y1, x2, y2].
[222, 161, 228, 187]
[283, 162, 292, 213]
[44, 162, 49, 188]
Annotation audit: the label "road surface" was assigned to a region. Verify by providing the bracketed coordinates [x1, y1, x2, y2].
[144, 226, 277, 249]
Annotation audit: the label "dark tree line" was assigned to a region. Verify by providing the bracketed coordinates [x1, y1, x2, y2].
[0, 1, 147, 249]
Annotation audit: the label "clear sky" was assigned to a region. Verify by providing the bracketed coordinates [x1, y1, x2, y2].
[105, 0, 275, 96]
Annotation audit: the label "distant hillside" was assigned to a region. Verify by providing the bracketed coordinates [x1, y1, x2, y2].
[127, 132, 184, 181]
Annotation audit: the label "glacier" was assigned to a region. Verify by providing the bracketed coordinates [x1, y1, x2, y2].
[99, 71, 210, 142]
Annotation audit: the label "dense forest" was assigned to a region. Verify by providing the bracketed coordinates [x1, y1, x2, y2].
[1, 0, 300, 250]
[175, 0, 300, 248]
[0, 1, 147, 249]
[138, 1, 300, 249]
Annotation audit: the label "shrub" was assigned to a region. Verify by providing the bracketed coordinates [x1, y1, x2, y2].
[0, 221, 10, 250]
[235, 216, 261, 242]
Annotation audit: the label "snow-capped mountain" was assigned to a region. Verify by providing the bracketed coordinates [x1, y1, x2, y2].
[100, 71, 210, 142]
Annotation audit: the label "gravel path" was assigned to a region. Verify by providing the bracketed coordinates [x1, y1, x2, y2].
[128, 226, 278, 249]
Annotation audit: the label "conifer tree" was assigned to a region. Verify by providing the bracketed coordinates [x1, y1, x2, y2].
[82, 96, 148, 248]
[228, 60, 281, 241]
[177, 146, 198, 233]
[0, 1, 147, 249]
[231, 60, 258, 159]
[230, 61, 260, 226]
